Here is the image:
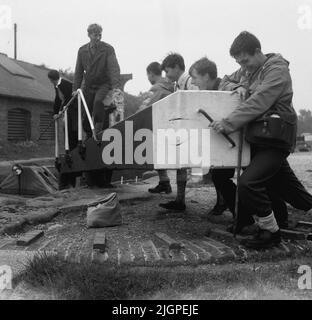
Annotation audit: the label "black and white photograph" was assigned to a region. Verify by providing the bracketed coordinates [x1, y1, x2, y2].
[0, 0, 312, 305]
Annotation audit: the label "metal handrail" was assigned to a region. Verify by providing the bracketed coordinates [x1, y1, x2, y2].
[54, 90, 97, 159]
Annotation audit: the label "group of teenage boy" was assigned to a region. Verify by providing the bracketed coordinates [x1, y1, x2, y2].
[48, 24, 312, 250]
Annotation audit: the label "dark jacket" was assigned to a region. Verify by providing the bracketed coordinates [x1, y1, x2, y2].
[54, 78, 73, 114]
[73, 41, 121, 91]
[53, 78, 78, 131]
[213, 77, 221, 91]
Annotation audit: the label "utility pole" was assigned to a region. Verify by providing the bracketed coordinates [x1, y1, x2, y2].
[14, 23, 17, 60]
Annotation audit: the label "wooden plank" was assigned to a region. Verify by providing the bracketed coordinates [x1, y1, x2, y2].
[93, 232, 107, 251]
[16, 230, 44, 246]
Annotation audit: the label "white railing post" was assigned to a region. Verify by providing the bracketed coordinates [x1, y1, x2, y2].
[64, 109, 69, 152]
[77, 89, 97, 141]
[78, 93, 82, 142]
[55, 118, 59, 158]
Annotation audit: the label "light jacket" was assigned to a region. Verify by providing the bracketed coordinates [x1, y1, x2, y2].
[139, 78, 174, 110]
[219, 53, 297, 136]
[177, 72, 198, 91]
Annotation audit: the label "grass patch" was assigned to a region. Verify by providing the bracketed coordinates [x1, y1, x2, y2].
[10, 253, 312, 300]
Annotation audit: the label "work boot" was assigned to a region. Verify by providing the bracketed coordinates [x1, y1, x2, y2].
[241, 229, 281, 250]
[208, 202, 228, 216]
[148, 182, 172, 194]
[159, 200, 186, 211]
[227, 223, 259, 236]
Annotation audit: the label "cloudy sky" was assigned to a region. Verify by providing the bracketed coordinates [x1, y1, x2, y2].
[1, 0, 312, 111]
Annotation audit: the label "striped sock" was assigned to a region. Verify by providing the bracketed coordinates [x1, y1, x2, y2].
[257, 213, 279, 233]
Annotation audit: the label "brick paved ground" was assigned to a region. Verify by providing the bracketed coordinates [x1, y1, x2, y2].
[0, 152, 311, 272]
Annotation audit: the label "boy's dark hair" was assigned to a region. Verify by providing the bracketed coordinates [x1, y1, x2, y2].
[161, 53, 185, 72]
[230, 31, 261, 57]
[48, 69, 60, 81]
[146, 62, 162, 76]
[189, 57, 217, 80]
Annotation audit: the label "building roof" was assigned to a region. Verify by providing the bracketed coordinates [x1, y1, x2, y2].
[0, 53, 133, 104]
[0, 53, 55, 103]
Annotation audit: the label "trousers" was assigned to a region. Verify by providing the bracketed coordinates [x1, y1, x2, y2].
[212, 145, 312, 228]
[82, 85, 113, 187]
[158, 170, 170, 183]
[83, 86, 110, 137]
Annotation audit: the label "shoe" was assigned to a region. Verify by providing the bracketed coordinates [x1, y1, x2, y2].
[208, 203, 228, 216]
[226, 223, 259, 236]
[148, 182, 172, 194]
[241, 229, 281, 250]
[159, 200, 186, 211]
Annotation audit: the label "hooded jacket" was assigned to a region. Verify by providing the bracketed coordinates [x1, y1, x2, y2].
[219, 53, 296, 129]
[219, 53, 297, 151]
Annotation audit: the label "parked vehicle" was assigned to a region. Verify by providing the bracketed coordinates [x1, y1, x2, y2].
[297, 142, 312, 152]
